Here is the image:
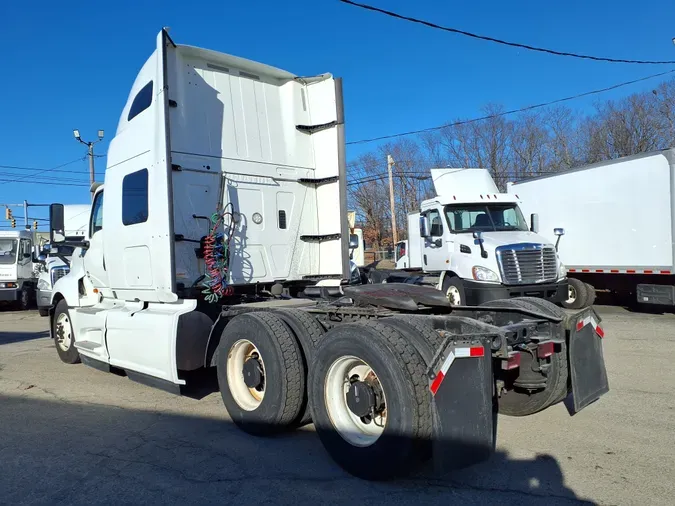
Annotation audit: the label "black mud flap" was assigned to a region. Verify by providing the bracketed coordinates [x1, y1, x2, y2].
[427, 335, 496, 474]
[567, 308, 609, 413]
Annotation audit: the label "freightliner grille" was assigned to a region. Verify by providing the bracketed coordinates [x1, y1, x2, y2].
[496, 244, 557, 285]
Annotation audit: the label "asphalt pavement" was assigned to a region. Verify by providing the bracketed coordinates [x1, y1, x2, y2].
[0, 304, 673, 505]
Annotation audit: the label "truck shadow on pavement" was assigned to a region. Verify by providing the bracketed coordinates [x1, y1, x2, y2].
[0, 329, 49, 346]
[0, 394, 595, 505]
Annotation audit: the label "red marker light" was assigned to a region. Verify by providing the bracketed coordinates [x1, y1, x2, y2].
[537, 341, 555, 358]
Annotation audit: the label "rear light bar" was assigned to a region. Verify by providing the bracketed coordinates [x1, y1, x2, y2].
[501, 351, 521, 370]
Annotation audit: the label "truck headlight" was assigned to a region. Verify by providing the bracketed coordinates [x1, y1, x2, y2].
[37, 278, 50, 291]
[472, 266, 499, 282]
[0, 282, 17, 289]
[558, 262, 567, 279]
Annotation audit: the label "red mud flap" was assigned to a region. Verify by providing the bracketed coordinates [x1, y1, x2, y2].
[567, 308, 610, 413]
[427, 334, 496, 473]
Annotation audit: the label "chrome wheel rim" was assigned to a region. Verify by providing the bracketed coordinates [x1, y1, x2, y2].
[324, 356, 387, 447]
[227, 340, 266, 411]
[55, 313, 72, 351]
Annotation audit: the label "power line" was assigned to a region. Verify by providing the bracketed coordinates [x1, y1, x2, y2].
[347, 68, 675, 145]
[338, 0, 675, 65]
[0, 163, 92, 175]
[0, 157, 86, 185]
[0, 178, 90, 187]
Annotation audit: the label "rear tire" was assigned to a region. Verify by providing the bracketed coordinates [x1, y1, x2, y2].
[561, 278, 588, 309]
[216, 312, 305, 436]
[308, 321, 432, 480]
[442, 275, 465, 306]
[481, 298, 569, 415]
[53, 299, 80, 364]
[271, 308, 327, 426]
[583, 282, 597, 307]
[14, 286, 33, 311]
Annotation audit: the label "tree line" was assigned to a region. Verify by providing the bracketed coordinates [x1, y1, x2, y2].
[348, 78, 675, 251]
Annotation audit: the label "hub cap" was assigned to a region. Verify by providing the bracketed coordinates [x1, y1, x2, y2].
[227, 340, 266, 411]
[55, 313, 72, 351]
[566, 285, 577, 304]
[446, 285, 461, 305]
[324, 356, 387, 447]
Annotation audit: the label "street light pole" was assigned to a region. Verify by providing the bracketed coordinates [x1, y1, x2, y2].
[73, 129, 104, 199]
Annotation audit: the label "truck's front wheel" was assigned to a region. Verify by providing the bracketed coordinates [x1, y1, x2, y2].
[53, 299, 80, 364]
[308, 321, 432, 480]
[561, 278, 588, 309]
[442, 275, 465, 306]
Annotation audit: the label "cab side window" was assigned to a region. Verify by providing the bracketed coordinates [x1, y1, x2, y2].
[427, 209, 443, 237]
[90, 192, 104, 236]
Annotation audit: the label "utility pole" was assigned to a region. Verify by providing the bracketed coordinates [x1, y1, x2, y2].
[387, 154, 398, 246]
[73, 128, 104, 199]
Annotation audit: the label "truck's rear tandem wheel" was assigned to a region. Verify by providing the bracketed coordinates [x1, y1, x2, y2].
[214, 291, 577, 480]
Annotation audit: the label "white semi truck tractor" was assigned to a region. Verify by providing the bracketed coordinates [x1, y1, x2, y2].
[390, 168, 568, 307]
[47, 29, 609, 481]
[0, 229, 37, 310]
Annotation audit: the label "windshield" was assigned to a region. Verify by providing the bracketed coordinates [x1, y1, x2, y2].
[444, 203, 529, 233]
[0, 239, 18, 265]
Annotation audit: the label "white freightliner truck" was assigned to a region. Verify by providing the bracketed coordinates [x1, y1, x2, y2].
[390, 168, 568, 306]
[36, 204, 90, 316]
[0, 229, 36, 309]
[47, 29, 609, 480]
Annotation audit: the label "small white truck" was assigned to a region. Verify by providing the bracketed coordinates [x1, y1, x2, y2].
[390, 168, 568, 306]
[508, 149, 675, 309]
[35, 203, 90, 316]
[0, 229, 37, 310]
[46, 29, 609, 480]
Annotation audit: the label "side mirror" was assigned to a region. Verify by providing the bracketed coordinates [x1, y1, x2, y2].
[49, 204, 65, 243]
[473, 231, 488, 258]
[349, 234, 359, 249]
[554, 227, 565, 251]
[419, 216, 430, 238]
[530, 213, 539, 234]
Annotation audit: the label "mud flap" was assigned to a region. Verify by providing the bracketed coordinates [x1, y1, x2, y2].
[428, 335, 496, 474]
[567, 308, 609, 413]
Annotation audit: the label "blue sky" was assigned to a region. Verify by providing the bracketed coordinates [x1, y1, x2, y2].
[1, 0, 674, 228]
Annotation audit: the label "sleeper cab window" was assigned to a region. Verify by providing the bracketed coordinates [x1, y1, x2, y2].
[127, 81, 153, 122]
[122, 169, 149, 226]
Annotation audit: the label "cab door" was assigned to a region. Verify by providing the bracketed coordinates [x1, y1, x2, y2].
[422, 207, 450, 272]
[82, 189, 111, 296]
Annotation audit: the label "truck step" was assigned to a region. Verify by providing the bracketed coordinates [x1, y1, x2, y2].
[75, 341, 103, 352]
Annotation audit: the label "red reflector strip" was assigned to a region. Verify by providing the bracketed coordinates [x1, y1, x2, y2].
[429, 372, 445, 395]
[537, 341, 555, 358]
[661, 270, 671, 274]
[470, 346, 484, 357]
[429, 347, 484, 395]
[582, 269, 590, 273]
[644, 270, 653, 274]
[577, 315, 604, 338]
[627, 269, 636, 273]
[568, 269, 576, 272]
[611, 269, 619, 273]
[595, 269, 603, 273]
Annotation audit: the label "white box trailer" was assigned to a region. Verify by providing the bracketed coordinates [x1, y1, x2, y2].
[508, 149, 675, 307]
